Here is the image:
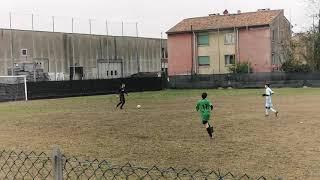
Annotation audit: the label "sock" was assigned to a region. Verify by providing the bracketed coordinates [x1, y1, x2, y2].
[265, 109, 269, 115]
[208, 124, 214, 133]
[206, 127, 212, 137]
[270, 108, 277, 113]
[116, 101, 123, 107]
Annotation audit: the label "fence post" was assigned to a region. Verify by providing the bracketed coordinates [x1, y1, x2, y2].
[52, 147, 63, 180]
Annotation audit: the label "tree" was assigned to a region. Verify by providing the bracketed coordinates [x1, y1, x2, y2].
[302, 0, 320, 71]
[281, 35, 312, 72]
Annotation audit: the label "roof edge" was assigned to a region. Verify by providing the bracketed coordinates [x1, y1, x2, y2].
[166, 24, 270, 35]
[182, 9, 284, 22]
[167, 9, 284, 34]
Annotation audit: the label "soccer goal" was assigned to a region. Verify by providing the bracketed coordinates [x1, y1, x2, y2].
[0, 75, 28, 102]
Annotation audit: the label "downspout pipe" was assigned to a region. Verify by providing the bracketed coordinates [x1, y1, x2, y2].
[190, 25, 194, 75]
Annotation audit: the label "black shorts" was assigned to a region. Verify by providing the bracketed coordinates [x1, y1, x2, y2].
[202, 121, 209, 125]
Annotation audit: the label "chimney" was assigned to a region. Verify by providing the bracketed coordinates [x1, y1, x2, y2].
[258, 8, 271, 12]
[223, 9, 229, 15]
[237, 10, 241, 14]
[209, 12, 220, 16]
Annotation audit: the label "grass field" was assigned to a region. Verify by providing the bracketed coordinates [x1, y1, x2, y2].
[1, 88, 320, 179]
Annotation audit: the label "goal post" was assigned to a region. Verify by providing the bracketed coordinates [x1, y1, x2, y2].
[0, 75, 28, 102]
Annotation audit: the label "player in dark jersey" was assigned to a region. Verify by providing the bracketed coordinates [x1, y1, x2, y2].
[196, 92, 214, 139]
[116, 83, 128, 109]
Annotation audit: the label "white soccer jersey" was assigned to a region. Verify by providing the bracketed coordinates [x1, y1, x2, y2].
[265, 87, 274, 108]
[265, 87, 274, 96]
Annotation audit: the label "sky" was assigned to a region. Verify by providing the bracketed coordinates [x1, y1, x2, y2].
[0, 0, 317, 38]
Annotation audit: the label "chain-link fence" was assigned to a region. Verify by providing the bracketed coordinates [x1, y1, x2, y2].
[0, 12, 165, 38]
[169, 72, 320, 89]
[0, 150, 53, 179]
[0, 149, 269, 180]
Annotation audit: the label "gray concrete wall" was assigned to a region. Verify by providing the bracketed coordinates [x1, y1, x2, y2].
[0, 29, 167, 80]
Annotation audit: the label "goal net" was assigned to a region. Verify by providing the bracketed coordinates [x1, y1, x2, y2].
[0, 76, 28, 102]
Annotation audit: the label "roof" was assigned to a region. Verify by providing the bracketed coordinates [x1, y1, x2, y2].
[167, 9, 283, 34]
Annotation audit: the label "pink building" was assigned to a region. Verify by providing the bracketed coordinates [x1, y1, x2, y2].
[167, 34, 193, 75]
[167, 9, 291, 76]
[238, 27, 272, 72]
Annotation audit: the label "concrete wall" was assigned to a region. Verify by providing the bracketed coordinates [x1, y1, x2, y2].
[0, 29, 166, 80]
[198, 30, 236, 74]
[167, 33, 193, 76]
[239, 27, 272, 72]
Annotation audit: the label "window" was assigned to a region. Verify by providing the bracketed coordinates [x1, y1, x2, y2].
[224, 33, 235, 44]
[115, 70, 118, 76]
[107, 71, 109, 76]
[111, 71, 113, 76]
[21, 49, 27, 56]
[198, 56, 210, 66]
[225, 55, 235, 65]
[197, 33, 209, 46]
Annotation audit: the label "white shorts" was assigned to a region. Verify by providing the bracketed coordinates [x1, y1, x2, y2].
[265, 96, 273, 108]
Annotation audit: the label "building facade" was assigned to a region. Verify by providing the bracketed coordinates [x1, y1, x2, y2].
[167, 9, 291, 76]
[0, 29, 167, 81]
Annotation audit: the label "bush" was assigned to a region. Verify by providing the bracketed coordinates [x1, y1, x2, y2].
[228, 62, 253, 73]
[281, 61, 311, 73]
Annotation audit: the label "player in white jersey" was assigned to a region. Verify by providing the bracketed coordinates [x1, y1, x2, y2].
[262, 83, 278, 117]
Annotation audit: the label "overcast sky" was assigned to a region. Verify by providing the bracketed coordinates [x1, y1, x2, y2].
[0, 0, 316, 38]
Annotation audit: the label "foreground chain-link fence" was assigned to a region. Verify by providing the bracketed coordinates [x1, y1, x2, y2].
[0, 149, 269, 180]
[0, 150, 52, 179]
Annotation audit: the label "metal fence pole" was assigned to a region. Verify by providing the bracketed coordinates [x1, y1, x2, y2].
[135, 22, 140, 73]
[52, 147, 63, 180]
[71, 18, 75, 80]
[9, 12, 14, 76]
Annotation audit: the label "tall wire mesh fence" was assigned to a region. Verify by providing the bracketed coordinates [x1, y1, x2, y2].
[0, 149, 270, 180]
[0, 12, 141, 37]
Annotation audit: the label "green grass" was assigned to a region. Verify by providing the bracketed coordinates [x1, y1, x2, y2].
[130, 87, 320, 99]
[0, 87, 317, 123]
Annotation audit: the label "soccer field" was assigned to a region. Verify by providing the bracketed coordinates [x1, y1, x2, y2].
[0, 88, 320, 179]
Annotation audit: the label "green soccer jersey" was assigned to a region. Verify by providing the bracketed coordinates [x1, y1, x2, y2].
[196, 98, 213, 121]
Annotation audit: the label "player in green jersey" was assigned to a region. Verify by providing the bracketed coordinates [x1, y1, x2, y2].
[196, 92, 214, 139]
